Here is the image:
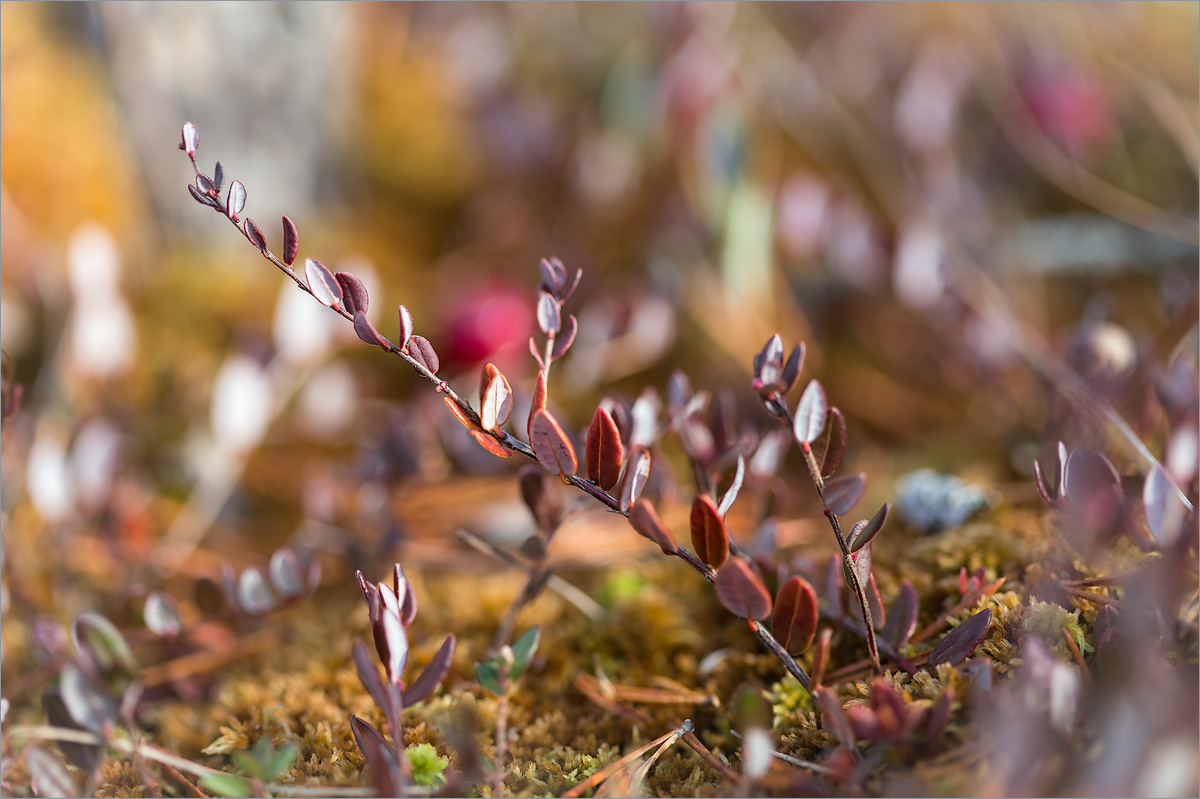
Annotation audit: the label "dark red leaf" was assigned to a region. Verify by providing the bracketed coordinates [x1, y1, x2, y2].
[848, 502, 889, 553]
[539, 257, 565, 293]
[586, 406, 624, 490]
[403, 634, 456, 706]
[923, 686, 954, 741]
[882, 580, 919, 648]
[213, 161, 225, 193]
[350, 716, 400, 798]
[187, 183, 221, 209]
[481, 370, 513, 431]
[336, 272, 370, 316]
[551, 314, 578, 359]
[353, 640, 397, 717]
[714, 558, 772, 620]
[281, 216, 299, 266]
[519, 464, 562, 534]
[927, 608, 993, 667]
[181, 121, 198, 156]
[793, 379, 827, 446]
[628, 498, 679, 555]
[244, 218, 267, 254]
[395, 563, 417, 626]
[781, 342, 805, 393]
[756, 335, 785, 386]
[537, 291, 561, 336]
[771, 576, 819, 654]
[815, 689, 854, 748]
[560, 267, 583, 300]
[812, 407, 847, 478]
[354, 312, 389, 349]
[823, 473, 866, 516]
[1033, 459, 1057, 506]
[397, 305, 414, 350]
[408, 335, 439, 374]
[529, 408, 577, 477]
[690, 494, 730, 569]
[305, 258, 342, 309]
[226, 180, 246, 220]
[528, 371, 548, 439]
[617, 444, 651, 512]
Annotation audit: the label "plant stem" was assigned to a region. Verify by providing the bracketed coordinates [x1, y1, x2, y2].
[494, 692, 509, 797]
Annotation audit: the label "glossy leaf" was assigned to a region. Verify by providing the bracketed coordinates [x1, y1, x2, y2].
[353, 639, 396, 717]
[529, 408, 577, 477]
[717, 455, 746, 517]
[714, 558, 772, 620]
[882, 580, 919, 649]
[354, 312, 390, 349]
[197, 173, 217, 196]
[226, 180, 246, 220]
[143, 592, 182, 639]
[481, 370, 513, 431]
[539, 257, 565, 294]
[404, 634, 456, 706]
[552, 314, 578, 359]
[350, 716, 400, 799]
[305, 258, 342, 310]
[618, 444, 651, 513]
[510, 625, 540, 679]
[823, 473, 866, 516]
[1144, 464, 1187, 545]
[380, 607, 408, 684]
[755, 334, 785, 385]
[928, 608, 993, 667]
[26, 746, 80, 799]
[781, 342, 805, 393]
[628, 498, 679, 555]
[269, 548, 305, 599]
[336, 271, 370, 316]
[849, 502, 890, 553]
[690, 494, 730, 569]
[475, 659, 504, 695]
[236, 567, 274, 616]
[281, 215, 299, 265]
[471, 430, 512, 458]
[60, 664, 116, 734]
[812, 407, 847, 478]
[394, 564, 417, 625]
[536, 291, 561, 335]
[585, 406, 624, 490]
[181, 121, 198, 156]
[244, 218, 267, 253]
[213, 162, 225, 193]
[73, 613, 137, 676]
[188, 183, 221, 209]
[793, 380, 827, 446]
[397, 305, 414, 350]
[1063, 447, 1119, 505]
[408, 335, 440, 374]
[771, 576, 819, 654]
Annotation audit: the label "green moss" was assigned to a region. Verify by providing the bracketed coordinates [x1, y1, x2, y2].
[405, 742, 449, 787]
[1023, 600, 1092, 662]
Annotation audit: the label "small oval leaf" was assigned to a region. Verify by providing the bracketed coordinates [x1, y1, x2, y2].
[537, 291, 561, 336]
[510, 625, 540, 678]
[927, 607, 993, 667]
[849, 502, 889, 553]
[181, 121, 199, 156]
[781, 342, 806, 392]
[353, 639, 396, 717]
[408, 335, 440, 374]
[226, 180, 246, 220]
[690, 494, 730, 569]
[336, 272, 371, 317]
[794, 380, 828, 446]
[403, 634, 456, 706]
[397, 305, 414, 350]
[628, 498, 679, 555]
[529, 409, 578, 477]
[143, 592, 183, 639]
[586, 406, 624, 491]
[380, 607, 408, 684]
[236, 567, 275, 616]
[481, 370, 513, 431]
[268, 548, 305, 599]
[243, 218, 267, 253]
[354, 311, 390, 349]
[813, 407, 847, 478]
[715, 558, 773, 620]
[60, 664, 116, 734]
[823, 473, 865, 516]
[188, 183, 221, 209]
[281, 216, 299, 266]
[618, 444, 651, 513]
[305, 259, 342, 310]
[551, 314, 578, 359]
[72, 613, 137, 676]
[471, 430, 513, 458]
[213, 162, 225, 192]
[771, 576, 819, 654]
[881, 580, 919, 649]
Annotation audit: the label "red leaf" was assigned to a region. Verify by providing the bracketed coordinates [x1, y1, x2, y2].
[354, 312, 390, 349]
[244, 218, 267, 254]
[714, 558, 772, 620]
[793, 379, 827, 446]
[690, 494, 729, 569]
[585, 406, 623, 490]
[188, 183, 221, 209]
[882, 580, 918, 649]
[823, 473, 865, 516]
[305, 258, 342, 310]
[927, 608, 992, 667]
[617, 444, 651, 512]
[529, 408, 577, 477]
[539, 257, 565, 294]
[226, 180, 246, 220]
[336, 272, 370, 316]
[771, 576, 819, 654]
[480, 370, 513, 431]
[528, 336, 544, 370]
[281, 216, 299, 266]
[551, 314, 578, 359]
[849, 502, 889, 553]
[628, 498, 678, 555]
[528, 371, 547, 439]
[408, 335, 439, 374]
[479, 363, 501, 406]
[403, 634, 456, 706]
[444, 397, 477, 430]
[781, 342, 805, 393]
[813, 407, 847, 477]
[397, 305, 414, 350]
